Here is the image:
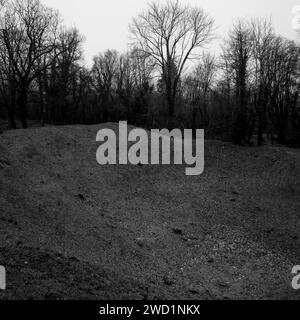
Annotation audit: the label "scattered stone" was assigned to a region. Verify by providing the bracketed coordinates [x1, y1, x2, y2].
[76, 194, 85, 201]
[135, 238, 145, 248]
[141, 293, 148, 300]
[0, 158, 10, 168]
[188, 234, 200, 241]
[217, 281, 229, 288]
[188, 286, 200, 295]
[163, 275, 173, 286]
[172, 228, 183, 236]
[265, 228, 274, 234]
[70, 257, 79, 263]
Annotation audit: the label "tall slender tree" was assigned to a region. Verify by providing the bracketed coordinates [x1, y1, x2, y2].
[130, 0, 214, 121]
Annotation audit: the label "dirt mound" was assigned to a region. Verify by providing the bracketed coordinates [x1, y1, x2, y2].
[0, 124, 299, 300]
[0, 245, 144, 300]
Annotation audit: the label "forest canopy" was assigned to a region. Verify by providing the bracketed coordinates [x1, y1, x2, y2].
[0, 0, 299, 147]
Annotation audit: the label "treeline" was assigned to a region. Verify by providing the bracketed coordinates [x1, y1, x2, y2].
[0, 0, 299, 147]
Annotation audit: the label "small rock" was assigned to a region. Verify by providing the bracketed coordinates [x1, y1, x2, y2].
[172, 228, 183, 236]
[188, 286, 200, 295]
[265, 228, 274, 234]
[217, 281, 229, 288]
[163, 275, 173, 286]
[136, 238, 145, 248]
[76, 194, 85, 201]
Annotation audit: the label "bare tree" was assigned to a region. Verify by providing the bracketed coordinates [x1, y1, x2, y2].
[41, 27, 83, 124]
[222, 20, 253, 145]
[130, 0, 214, 119]
[184, 53, 216, 131]
[267, 37, 300, 144]
[0, 0, 60, 128]
[91, 50, 118, 122]
[250, 18, 274, 145]
[0, 33, 17, 129]
[129, 48, 153, 93]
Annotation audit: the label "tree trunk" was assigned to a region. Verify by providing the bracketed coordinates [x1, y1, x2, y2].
[166, 91, 176, 130]
[7, 108, 17, 130]
[38, 72, 45, 127]
[257, 113, 263, 146]
[19, 86, 28, 129]
[257, 102, 267, 146]
[277, 123, 286, 145]
[192, 106, 198, 137]
[167, 94, 175, 118]
[6, 80, 17, 129]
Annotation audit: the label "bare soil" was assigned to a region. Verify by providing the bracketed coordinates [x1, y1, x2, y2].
[0, 123, 299, 300]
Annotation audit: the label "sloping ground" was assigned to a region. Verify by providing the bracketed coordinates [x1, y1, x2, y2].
[0, 123, 300, 300]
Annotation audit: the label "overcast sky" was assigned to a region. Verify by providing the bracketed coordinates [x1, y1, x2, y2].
[41, 0, 298, 66]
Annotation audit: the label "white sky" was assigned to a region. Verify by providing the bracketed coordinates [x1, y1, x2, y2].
[41, 0, 299, 66]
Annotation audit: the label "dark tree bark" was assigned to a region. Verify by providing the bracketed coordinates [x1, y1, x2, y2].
[19, 85, 28, 129]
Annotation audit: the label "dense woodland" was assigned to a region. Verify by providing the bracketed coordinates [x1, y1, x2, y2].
[0, 0, 299, 147]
